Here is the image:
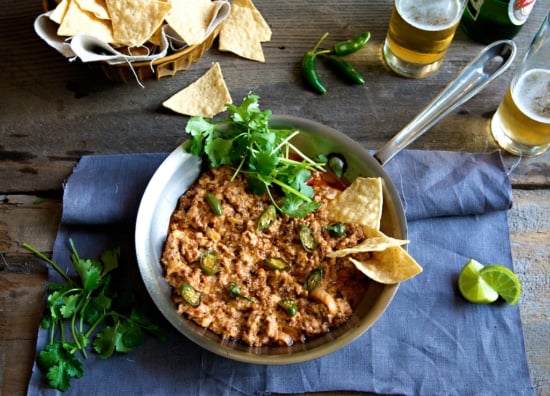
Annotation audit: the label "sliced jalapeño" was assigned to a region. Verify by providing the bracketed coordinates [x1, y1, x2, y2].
[257, 204, 277, 231]
[226, 282, 255, 303]
[278, 298, 297, 316]
[205, 192, 222, 216]
[264, 257, 290, 271]
[298, 225, 317, 253]
[200, 249, 220, 275]
[325, 223, 346, 238]
[304, 267, 323, 291]
[180, 284, 201, 307]
[327, 154, 347, 178]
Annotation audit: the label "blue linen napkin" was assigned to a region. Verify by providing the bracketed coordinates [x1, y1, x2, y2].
[27, 150, 534, 396]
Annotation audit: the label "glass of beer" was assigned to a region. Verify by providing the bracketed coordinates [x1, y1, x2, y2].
[491, 12, 550, 156]
[383, 0, 468, 78]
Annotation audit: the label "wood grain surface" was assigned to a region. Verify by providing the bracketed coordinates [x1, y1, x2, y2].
[1, 0, 548, 394]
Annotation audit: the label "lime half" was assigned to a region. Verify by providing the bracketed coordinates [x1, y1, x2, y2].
[458, 259, 499, 304]
[480, 265, 521, 306]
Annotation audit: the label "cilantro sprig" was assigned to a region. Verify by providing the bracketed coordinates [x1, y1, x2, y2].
[23, 240, 164, 392]
[185, 93, 326, 218]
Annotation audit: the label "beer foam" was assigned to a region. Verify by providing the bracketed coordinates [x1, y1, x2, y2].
[397, 0, 462, 31]
[513, 68, 550, 123]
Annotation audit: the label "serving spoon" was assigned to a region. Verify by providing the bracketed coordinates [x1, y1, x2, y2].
[374, 40, 517, 166]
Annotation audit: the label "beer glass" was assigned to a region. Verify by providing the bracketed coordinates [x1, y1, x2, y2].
[491, 12, 550, 156]
[383, 0, 468, 78]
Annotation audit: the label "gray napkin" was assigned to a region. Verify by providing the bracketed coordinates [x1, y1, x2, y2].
[27, 150, 534, 396]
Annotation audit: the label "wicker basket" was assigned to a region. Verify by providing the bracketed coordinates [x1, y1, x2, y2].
[42, 0, 221, 83]
[92, 26, 221, 83]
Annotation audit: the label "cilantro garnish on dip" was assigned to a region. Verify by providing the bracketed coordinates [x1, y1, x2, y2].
[185, 93, 326, 218]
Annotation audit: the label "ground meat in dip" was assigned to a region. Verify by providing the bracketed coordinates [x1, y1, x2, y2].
[161, 166, 371, 347]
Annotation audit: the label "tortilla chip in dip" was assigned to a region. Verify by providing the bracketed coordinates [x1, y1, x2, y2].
[326, 179, 422, 284]
[162, 62, 232, 118]
[327, 228, 409, 258]
[350, 245, 423, 284]
[327, 177, 383, 230]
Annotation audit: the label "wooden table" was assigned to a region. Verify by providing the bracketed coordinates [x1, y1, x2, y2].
[1, 1, 548, 394]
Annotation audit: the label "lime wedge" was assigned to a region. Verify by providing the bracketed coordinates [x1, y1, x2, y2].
[480, 265, 521, 306]
[458, 259, 499, 304]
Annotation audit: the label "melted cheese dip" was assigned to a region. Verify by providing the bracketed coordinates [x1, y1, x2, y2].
[161, 167, 370, 347]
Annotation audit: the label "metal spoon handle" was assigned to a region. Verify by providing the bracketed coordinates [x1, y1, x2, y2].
[374, 40, 517, 166]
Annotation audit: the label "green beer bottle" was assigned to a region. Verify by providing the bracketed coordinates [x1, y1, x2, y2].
[461, 0, 538, 43]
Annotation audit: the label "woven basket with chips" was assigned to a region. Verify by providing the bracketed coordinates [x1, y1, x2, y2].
[39, 0, 228, 83]
[92, 25, 221, 83]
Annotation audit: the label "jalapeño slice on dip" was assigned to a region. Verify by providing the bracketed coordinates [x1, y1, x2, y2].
[180, 284, 201, 307]
[304, 267, 323, 291]
[200, 249, 219, 275]
[257, 205, 277, 230]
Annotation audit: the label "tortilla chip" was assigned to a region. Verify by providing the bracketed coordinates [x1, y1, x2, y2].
[218, 0, 271, 62]
[106, 0, 171, 47]
[349, 245, 423, 284]
[327, 177, 383, 230]
[346, 227, 422, 283]
[166, 0, 217, 46]
[327, 229, 409, 258]
[148, 24, 164, 46]
[58, 0, 114, 43]
[49, 0, 70, 24]
[162, 62, 232, 118]
[75, 0, 110, 20]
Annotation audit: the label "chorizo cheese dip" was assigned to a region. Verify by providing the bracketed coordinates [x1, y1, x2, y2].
[160, 94, 422, 347]
[161, 167, 378, 347]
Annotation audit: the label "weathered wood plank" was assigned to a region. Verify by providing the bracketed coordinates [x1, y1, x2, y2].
[0, 262, 47, 396]
[508, 189, 550, 396]
[0, 195, 61, 254]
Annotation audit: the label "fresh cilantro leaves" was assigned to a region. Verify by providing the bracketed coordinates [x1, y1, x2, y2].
[23, 240, 165, 392]
[185, 93, 326, 218]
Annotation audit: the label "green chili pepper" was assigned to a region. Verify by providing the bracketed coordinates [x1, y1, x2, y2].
[200, 249, 219, 275]
[226, 282, 241, 298]
[322, 54, 365, 85]
[226, 282, 255, 303]
[278, 299, 298, 316]
[332, 31, 371, 56]
[301, 32, 330, 95]
[264, 257, 291, 271]
[180, 284, 201, 307]
[325, 223, 346, 238]
[327, 154, 347, 178]
[298, 225, 317, 253]
[304, 267, 324, 291]
[205, 192, 222, 216]
[315, 153, 328, 164]
[257, 204, 277, 231]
